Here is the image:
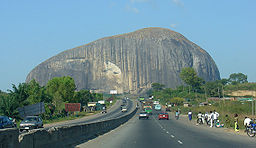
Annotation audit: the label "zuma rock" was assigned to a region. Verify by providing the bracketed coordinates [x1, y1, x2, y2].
[26, 27, 220, 94]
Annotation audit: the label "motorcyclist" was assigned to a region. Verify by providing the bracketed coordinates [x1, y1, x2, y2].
[244, 117, 252, 132]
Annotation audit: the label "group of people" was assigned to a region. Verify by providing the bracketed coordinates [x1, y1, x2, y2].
[188, 110, 222, 128]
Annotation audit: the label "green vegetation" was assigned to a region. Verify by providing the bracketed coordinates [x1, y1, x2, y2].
[172, 101, 254, 129]
[179, 67, 204, 92]
[0, 76, 107, 122]
[148, 67, 255, 129]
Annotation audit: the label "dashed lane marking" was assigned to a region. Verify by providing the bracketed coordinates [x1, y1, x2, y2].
[178, 140, 183, 145]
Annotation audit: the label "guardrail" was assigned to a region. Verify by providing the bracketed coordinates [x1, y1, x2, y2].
[0, 106, 138, 148]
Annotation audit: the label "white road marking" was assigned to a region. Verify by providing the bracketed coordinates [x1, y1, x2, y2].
[178, 140, 183, 145]
[171, 135, 175, 138]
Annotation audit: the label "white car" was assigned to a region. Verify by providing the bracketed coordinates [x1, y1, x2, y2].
[121, 107, 127, 112]
[139, 112, 149, 119]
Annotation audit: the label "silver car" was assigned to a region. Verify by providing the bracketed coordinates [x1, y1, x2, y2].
[19, 116, 43, 132]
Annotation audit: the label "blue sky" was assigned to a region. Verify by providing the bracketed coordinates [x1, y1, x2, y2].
[0, 0, 255, 91]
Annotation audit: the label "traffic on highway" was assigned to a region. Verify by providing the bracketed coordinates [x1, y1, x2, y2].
[76, 97, 256, 148]
[2, 98, 133, 135]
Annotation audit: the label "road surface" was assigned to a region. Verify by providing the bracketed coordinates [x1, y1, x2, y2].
[19, 98, 134, 134]
[76, 109, 256, 148]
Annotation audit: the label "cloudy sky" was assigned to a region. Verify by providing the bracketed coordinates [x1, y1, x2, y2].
[0, 0, 255, 91]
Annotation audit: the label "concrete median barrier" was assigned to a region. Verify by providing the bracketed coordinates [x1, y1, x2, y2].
[0, 107, 138, 148]
[0, 128, 19, 148]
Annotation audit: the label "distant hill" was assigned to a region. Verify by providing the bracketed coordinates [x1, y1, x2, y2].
[26, 27, 220, 94]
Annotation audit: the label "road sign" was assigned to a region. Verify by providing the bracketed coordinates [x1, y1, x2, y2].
[65, 103, 81, 112]
[18, 102, 45, 118]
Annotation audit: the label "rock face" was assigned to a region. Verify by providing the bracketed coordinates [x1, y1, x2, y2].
[26, 27, 220, 94]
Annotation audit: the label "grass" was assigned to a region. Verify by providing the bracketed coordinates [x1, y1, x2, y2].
[171, 100, 256, 130]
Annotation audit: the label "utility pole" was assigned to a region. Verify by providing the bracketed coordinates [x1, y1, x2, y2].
[252, 99, 254, 116]
[222, 84, 225, 104]
[218, 87, 220, 99]
[255, 99, 256, 117]
[222, 85, 224, 98]
[204, 86, 207, 102]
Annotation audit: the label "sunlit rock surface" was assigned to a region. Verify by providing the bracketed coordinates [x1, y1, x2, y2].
[26, 27, 220, 94]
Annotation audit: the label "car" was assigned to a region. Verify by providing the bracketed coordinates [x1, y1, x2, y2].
[19, 116, 43, 132]
[101, 110, 107, 113]
[158, 113, 169, 120]
[144, 107, 152, 115]
[139, 112, 149, 119]
[0, 116, 15, 129]
[121, 107, 127, 112]
[154, 104, 161, 111]
[120, 104, 125, 109]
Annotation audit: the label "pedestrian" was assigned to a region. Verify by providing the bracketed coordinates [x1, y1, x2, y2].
[244, 117, 252, 132]
[204, 112, 209, 125]
[213, 110, 219, 127]
[188, 110, 192, 121]
[234, 113, 239, 132]
[175, 110, 180, 120]
[209, 111, 214, 127]
[197, 112, 203, 125]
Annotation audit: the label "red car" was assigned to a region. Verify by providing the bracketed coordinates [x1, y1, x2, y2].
[158, 113, 169, 120]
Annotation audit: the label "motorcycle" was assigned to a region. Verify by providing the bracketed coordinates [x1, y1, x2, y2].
[246, 123, 256, 137]
[197, 118, 203, 125]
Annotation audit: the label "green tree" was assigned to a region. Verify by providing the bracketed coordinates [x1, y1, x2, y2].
[0, 95, 19, 117]
[26, 79, 50, 104]
[229, 73, 248, 85]
[170, 97, 185, 106]
[179, 67, 204, 91]
[72, 90, 92, 106]
[151, 83, 165, 91]
[8, 83, 30, 106]
[46, 76, 76, 113]
[204, 81, 223, 97]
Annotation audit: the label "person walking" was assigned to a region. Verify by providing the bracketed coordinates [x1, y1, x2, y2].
[204, 112, 209, 125]
[197, 112, 203, 125]
[209, 111, 214, 127]
[213, 110, 219, 127]
[234, 113, 239, 132]
[188, 110, 192, 121]
[175, 110, 180, 120]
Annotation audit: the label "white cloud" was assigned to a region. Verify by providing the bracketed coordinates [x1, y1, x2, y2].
[126, 5, 140, 13]
[172, 0, 184, 7]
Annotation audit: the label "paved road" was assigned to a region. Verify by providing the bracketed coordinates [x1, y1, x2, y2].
[19, 99, 134, 134]
[47, 99, 133, 128]
[77, 109, 256, 148]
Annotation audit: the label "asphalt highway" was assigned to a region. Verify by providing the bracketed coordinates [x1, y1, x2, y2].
[19, 98, 133, 134]
[77, 109, 256, 148]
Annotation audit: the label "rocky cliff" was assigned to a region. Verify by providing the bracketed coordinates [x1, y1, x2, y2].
[26, 27, 220, 94]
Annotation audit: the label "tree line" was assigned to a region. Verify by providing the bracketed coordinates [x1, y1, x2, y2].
[0, 76, 103, 120]
[149, 67, 252, 105]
